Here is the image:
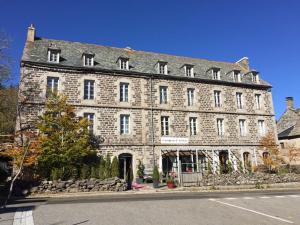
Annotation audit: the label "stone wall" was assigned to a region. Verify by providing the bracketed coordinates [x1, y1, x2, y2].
[30, 177, 127, 194]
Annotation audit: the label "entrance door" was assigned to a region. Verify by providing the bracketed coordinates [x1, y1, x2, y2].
[118, 153, 133, 180]
[219, 150, 229, 174]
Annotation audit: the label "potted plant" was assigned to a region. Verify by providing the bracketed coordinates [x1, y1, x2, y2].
[166, 174, 176, 189]
[152, 165, 160, 188]
[136, 160, 145, 184]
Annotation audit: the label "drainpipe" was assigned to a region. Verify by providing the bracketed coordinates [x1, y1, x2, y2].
[150, 75, 155, 168]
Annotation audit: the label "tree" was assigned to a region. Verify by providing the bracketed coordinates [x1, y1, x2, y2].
[285, 143, 300, 173]
[136, 160, 145, 178]
[259, 132, 282, 173]
[37, 94, 95, 179]
[111, 156, 119, 178]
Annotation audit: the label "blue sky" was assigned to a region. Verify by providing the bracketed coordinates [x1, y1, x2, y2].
[1, 0, 299, 119]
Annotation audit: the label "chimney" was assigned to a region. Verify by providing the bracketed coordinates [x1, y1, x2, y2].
[286, 97, 294, 110]
[27, 24, 35, 42]
[236, 57, 249, 70]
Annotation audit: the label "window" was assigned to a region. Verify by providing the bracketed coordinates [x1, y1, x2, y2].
[160, 86, 168, 104]
[236, 92, 243, 109]
[48, 49, 60, 63]
[84, 113, 94, 133]
[255, 94, 261, 110]
[120, 115, 130, 134]
[252, 73, 259, 83]
[217, 118, 224, 136]
[233, 71, 241, 82]
[187, 88, 194, 106]
[258, 120, 265, 136]
[158, 62, 167, 75]
[46, 77, 59, 97]
[214, 91, 221, 107]
[120, 82, 129, 102]
[212, 69, 220, 80]
[185, 65, 194, 77]
[189, 117, 197, 136]
[83, 54, 94, 66]
[161, 116, 169, 136]
[280, 142, 285, 149]
[119, 58, 129, 70]
[84, 80, 95, 100]
[262, 152, 269, 160]
[239, 119, 246, 136]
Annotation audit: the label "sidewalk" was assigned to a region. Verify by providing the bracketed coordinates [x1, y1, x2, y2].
[27, 181, 300, 199]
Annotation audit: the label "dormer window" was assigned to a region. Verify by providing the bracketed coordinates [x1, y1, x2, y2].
[212, 69, 220, 80]
[158, 62, 168, 75]
[233, 71, 241, 82]
[119, 58, 129, 70]
[83, 54, 94, 67]
[185, 65, 194, 77]
[48, 49, 60, 63]
[252, 73, 260, 83]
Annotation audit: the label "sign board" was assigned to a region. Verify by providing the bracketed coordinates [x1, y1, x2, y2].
[161, 137, 189, 144]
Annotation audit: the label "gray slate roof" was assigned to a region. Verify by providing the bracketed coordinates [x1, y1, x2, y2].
[22, 38, 271, 87]
[278, 109, 300, 138]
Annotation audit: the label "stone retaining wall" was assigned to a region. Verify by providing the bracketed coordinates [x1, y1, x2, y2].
[30, 177, 127, 194]
[202, 172, 300, 186]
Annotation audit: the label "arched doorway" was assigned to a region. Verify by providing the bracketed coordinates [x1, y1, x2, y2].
[243, 152, 251, 170]
[219, 150, 229, 174]
[118, 153, 133, 180]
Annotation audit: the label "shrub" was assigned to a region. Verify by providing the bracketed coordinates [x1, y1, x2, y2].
[51, 168, 62, 181]
[90, 166, 99, 179]
[105, 154, 111, 178]
[207, 162, 212, 174]
[227, 161, 233, 173]
[136, 160, 145, 178]
[99, 158, 106, 180]
[80, 164, 91, 179]
[111, 156, 119, 178]
[152, 165, 159, 181]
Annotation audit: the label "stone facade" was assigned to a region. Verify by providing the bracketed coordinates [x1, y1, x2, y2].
[18, 26, 277, 178]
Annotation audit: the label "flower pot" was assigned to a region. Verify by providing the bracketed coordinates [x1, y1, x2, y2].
[136, 178, 143, 184]
[153, 180, 159, 188]
[167, 181, 175, 189]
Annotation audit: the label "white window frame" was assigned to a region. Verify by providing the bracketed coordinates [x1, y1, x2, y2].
[83, 54, 94, 67]
[185, 65, 194, 77]
[84, 80, 95, 100]
[255, 94, 261, 110]
[158, 62, 168, 75]
[189, 117, 197, 136]
[48, 50, 60, 63]
[120, 114, 130, 135]
[187, 88, 194, 106]
[119, 58, 129, 70]
[46, 76, 59, 97]
[236, 92, 243, 109]
[217, 118, 224, 136]
[120, 82, 129, 102]
[212, 69, 220, 80]
[258, 120, 265, 136]
[214, 90, 221, 108]
[161, 116, 169, 136]
[160, 86, 168, 104]
[252, 73, 260, 83]
[84, 113, 94, 133]
[233, 71, 241, 82]
[239, 119, 246, 136]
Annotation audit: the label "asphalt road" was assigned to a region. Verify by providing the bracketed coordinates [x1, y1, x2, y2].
[1, 189, 300, 225]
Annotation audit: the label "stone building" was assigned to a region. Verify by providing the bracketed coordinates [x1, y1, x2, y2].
[18, 25, 277, 180]
[277, 97, 300, 164]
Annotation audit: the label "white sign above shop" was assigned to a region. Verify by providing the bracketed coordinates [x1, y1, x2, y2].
[161, 137, 189, 144]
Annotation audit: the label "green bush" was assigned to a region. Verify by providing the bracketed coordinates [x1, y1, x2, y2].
[105, 154, 111, 178]
[136, 160, 145, 178]
[227, 161, 233, 173]
[51, 168, 62, 181]
[152, 165, 159, 181]
[99, 158, 106, 180]
[80, 164, 91, 179]
[111, 156, 119, 178]
[207, 162, 212, 174]
[90, 166, 99, 178]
